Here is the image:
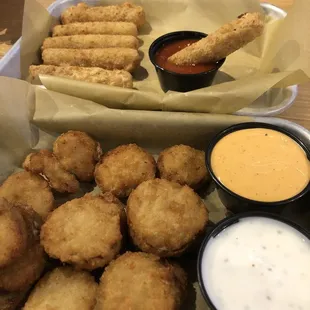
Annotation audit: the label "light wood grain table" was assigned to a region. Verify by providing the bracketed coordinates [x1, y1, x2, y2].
[4, 0, 310, 129]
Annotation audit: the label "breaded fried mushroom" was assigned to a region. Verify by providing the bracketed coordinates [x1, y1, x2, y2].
[95, 144, 156, 198]
[0, 171, 54, 220]
[41, 193, 126, 270]
[53, 131, 102, 182]
[23, 267, 97, 310]
[23, 150, 79, 193]
[97, 252, 187, 310]
[157, 144, 209, 189]
[127, 179, 208, 257]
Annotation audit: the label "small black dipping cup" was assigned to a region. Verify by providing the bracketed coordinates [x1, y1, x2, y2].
[205, 122, 310, 214]
[149, 31, 225, 93]
[197, 211, 310, 310]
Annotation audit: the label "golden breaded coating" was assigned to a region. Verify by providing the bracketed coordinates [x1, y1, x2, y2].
[0, 289, 29, 310]
[23, 267, 97, 310]
[157, 145, 209, 189]
[52, 21, 138, 37]
[97, 252, 187, 310]
[0, 198, 28, 268]
[42, 34, 139, 50]
[169, 12, 264, 65]
[29, 65, 133, 88]
[0, 171, 54, 220]
[53, 131, 102, 182]
[127, 179, 208, 257]
[95, 144, 156, 198]
[23, 150, 79, 194]
[0, 243, 46, 292]
[41, 193, 126, 270]
[42, 48, 140, 72]
[18, 204, 42, 247]
[61, 2, 145, 27]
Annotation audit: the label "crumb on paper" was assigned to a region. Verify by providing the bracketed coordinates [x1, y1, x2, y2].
[0, 28, 7, 36]
[0, 41, 12, 58]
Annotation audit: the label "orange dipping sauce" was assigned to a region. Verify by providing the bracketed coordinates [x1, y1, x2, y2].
[155, 39, 216, 74]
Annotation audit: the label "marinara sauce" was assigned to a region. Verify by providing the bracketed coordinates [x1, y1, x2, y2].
[155, 39, 216, 74]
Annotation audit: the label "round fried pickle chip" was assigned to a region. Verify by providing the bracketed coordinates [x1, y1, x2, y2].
[0, 198, 28, 268]
[97, 252, 187, 310]
[127, 179, 209, 257]
[95, 144, 156, 198]
[0, 171, 54, 220]
[53, 130, 102, 182]
[23, 267, 97, 310]
[41, 193, 126, 270]
[0, 288, 29, 310]
[0, 243, 46, 292]
[157, 144, 209, 189]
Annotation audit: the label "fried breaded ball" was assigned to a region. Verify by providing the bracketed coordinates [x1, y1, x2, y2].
[41, 193, 126, 270]
[0, 288, 29, 310]
[0, 171, 54, 220]
[23, 150, 79, 193]
[157, 145, 209, 189]
[97, 252, 187, 310]
[53, 131, 102, 182]
[95, 144, 156, 198]
[127, 179, 208, 257]
[23, 267, 97, 310]
[0, 198, 28, 268]
[0, 243, 46, 292]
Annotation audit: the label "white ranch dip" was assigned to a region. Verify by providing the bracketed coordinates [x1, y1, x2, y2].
[201, 216, 310, 310]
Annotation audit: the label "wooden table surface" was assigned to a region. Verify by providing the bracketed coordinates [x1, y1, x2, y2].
[2, 0, 310, 129]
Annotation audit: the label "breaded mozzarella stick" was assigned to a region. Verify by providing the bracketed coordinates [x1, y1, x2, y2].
[53, 22, 138, 37]
[61, 2, 145, 27]
[42, 35, 139, 50]
[169, 12, 264, 65]
[42, 48, 140, 72]
[29, 65, 133, 88]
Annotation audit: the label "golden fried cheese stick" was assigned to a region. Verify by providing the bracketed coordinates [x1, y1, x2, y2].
[52, 22, 138, 37]
[42, 34, 139, 50]
[42, 48, 140, 72]
[29, 65, 133, 88]
[169, 12, 264, 65]
[61, 2, 145, 27]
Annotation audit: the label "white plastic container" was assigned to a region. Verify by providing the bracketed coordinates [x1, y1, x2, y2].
[0, 1, 298, 117]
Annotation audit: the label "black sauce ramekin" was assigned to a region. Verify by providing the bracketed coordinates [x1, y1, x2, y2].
[205, 122, 310, 214]
[149, 31, 225, 93]
[197, 211, 310, 310]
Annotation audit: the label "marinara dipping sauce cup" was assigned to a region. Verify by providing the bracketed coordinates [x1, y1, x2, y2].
[149, 31, 225, 92]
[197, 212, 310, 310]
[206, 122, 310, 214]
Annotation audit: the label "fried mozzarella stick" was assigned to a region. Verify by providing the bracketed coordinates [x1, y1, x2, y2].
[42, 35, 139, 50]
[42, 48, 140, 72]
[52, 22, 138, 37]
[61, 2, 145, 27]
[169, 12, 264, 65]
[29, 65, 133, 88]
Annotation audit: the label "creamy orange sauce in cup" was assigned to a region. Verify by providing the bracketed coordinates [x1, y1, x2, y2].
[211, 128, 310, 202]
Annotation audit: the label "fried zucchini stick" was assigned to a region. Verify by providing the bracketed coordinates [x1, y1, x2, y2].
[52, 22, 138, 37]
[61, 2, 145, 27]
[42, 35, 139, 50]
[42, 48, 140, 72]
[169, 12, 264, 65]
[29, 65, 133, 88]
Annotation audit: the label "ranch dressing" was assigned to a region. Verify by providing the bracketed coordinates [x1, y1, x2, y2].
[201, 217, 310, 310]
[211, 128, 310, 202]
